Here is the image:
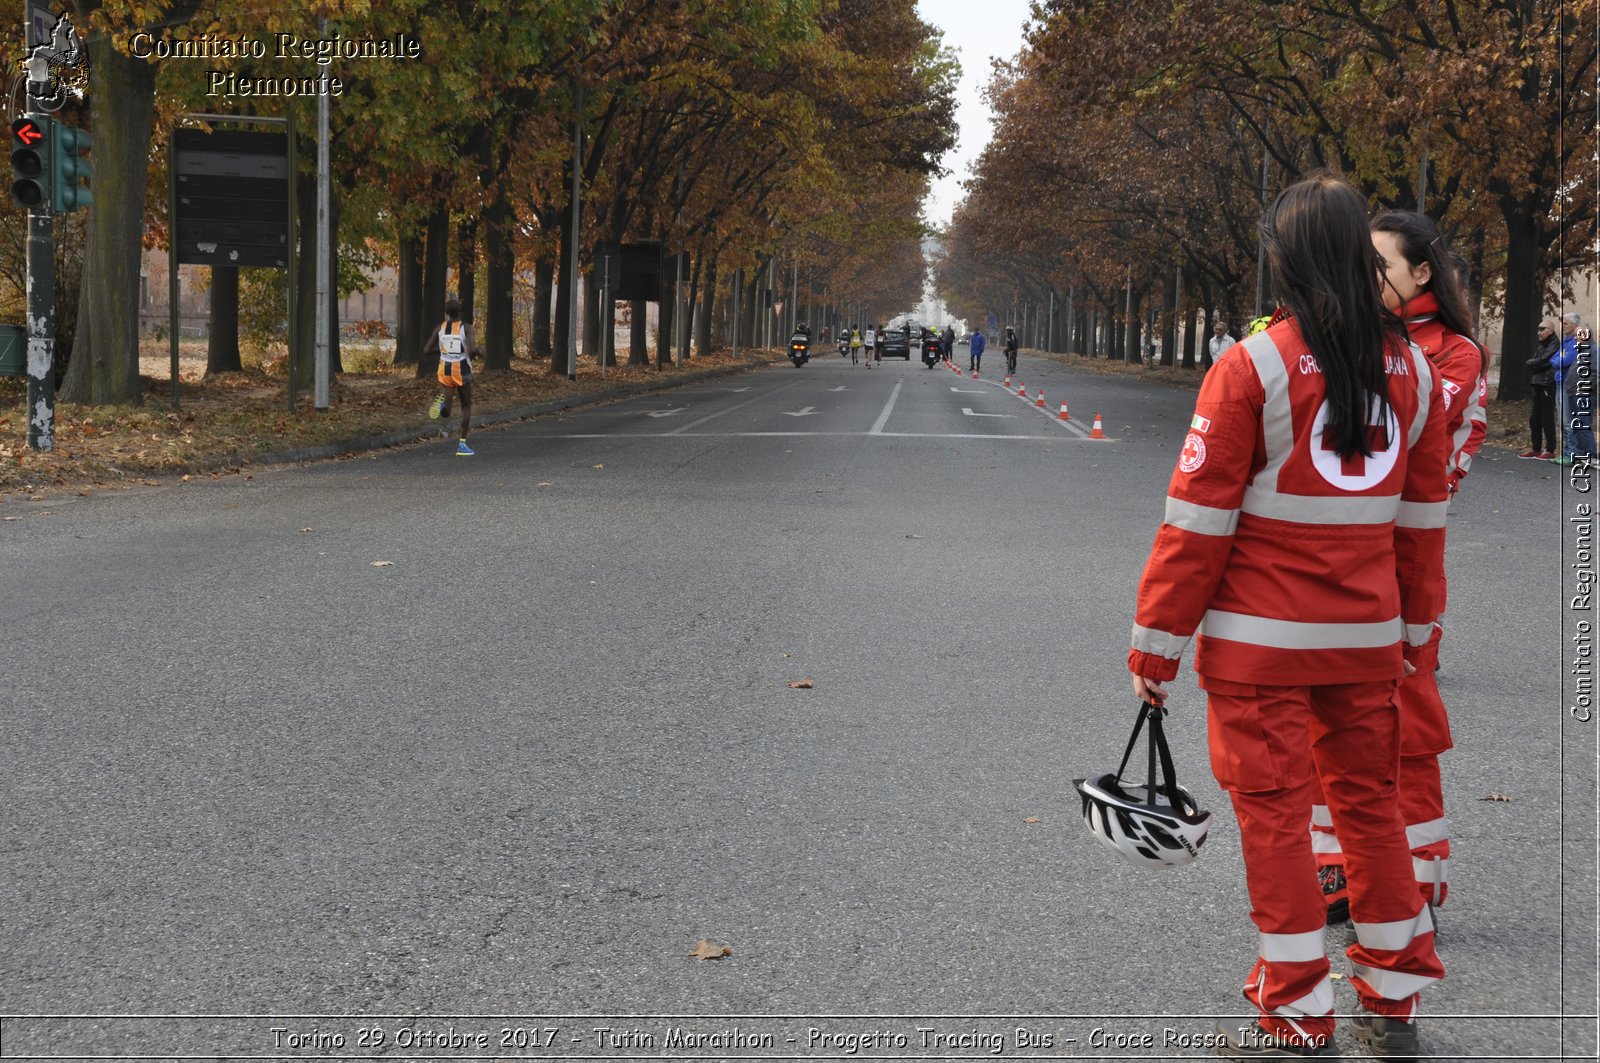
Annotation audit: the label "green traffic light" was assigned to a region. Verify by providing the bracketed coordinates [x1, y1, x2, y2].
[51, 121, 91, 213]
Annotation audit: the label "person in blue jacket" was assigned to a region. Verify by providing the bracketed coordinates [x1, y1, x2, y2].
[968, 327, 986, 375]
[1553, 311, 1594, 465]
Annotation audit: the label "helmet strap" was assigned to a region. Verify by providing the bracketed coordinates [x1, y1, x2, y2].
[1115, 700, 1189, 811]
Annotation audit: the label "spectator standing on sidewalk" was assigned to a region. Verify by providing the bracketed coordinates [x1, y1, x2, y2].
[1553, 312, 1594, 465]
[1207, 319, 1236, 371]
[1522, 322, 1560, 459]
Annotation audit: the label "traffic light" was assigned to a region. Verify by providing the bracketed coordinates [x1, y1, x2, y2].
[51, 122, 90, 213]
[10, 115, 49, 211]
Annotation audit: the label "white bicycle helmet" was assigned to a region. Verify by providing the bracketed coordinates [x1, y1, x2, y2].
[1074, 701, 1212, 869]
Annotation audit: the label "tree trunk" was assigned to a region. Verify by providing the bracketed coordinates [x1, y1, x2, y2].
[483, 190, 514, 370]
[584, 273, 601, 361]
[532, 252, 554, 359]
[394, 233, 422, 364]
[327, 186, 343, 376]
[293, 170, 316, 391]
[629, 298, 649, 365]
[1180, 266, 1197, 370]
[695, 258, 716, 355]
[1496, 199, 1543, 402]
[1162, 265, 1179, 367]
[416, 205, 448, 378]
[205, 267, 241, 376]
[59, 26, 156, 404]
[553, 214, 574, 375]
[456, 215, 477, 324]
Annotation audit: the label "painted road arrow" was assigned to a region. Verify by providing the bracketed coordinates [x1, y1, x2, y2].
[782, 406, 819, 417]
[828, 386, 849, 392]
[644, 408, 688, 418]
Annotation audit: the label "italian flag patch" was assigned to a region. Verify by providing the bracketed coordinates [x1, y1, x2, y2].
[1191, 414, 1212, 433]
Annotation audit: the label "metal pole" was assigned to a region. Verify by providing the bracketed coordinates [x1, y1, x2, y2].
[25, 168, 54, 451]
[314, 21, 330, 411]
[1048, 290, 1054, 353]
[599, 250, 608, 379]
[168, 129, 181, 411]
[790, 255, 797, 337]
[730, 269, 740, 361]
[286, 109, 299, 410]
[566, 83, 581, 381]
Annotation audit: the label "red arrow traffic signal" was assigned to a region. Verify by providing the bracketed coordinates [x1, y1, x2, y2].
[12, 118, 43, 147]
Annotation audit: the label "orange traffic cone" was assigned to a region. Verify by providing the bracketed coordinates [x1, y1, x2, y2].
[1018, 384, 1027, 398]
[1004, 376, 1012, 387]
[1035, 389, 1046, 408]
[1090, 413, 1106, 439]
[1058, 401, 1070, 421]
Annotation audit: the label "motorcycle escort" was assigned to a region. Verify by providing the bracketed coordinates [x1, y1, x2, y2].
[789, 325, 812, 367]
[921, 332, 943, 368]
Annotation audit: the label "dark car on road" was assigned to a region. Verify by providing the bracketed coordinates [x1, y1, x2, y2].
[879, 328, 911, 360]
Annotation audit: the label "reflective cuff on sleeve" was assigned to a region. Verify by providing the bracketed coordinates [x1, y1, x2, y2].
[1396, 500, 1449, 529]
[1404, 623, 1435, 647]
[1127, 648, 1181, 683]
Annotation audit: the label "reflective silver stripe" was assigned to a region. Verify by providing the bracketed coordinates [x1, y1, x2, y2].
[1349, 964, 1438, 1001]
[1165, 496, 1239, 537]
[1242, 489, 1400, 525]
[1407, 344, 1434, 449]
[1131, 624, 1189, 660]
[1202, 611, 1403, 650]
[1310, 832, 1343, 855]
[1243, 332, 1292, 495]
[1274, 978, 1335, 1019]
[1353, 906, 1435, 951]
[1396, 500, 1449, 529]
[1404, 623, 1434, 647]
[1413, 855, 1448, 883]
[1406, 817, 1449, 848]
[1260, 929, 1325, 963]
[1310, 805, 1333, 828]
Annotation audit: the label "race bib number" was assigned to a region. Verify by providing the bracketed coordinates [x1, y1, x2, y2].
[440, 329, 465, 358]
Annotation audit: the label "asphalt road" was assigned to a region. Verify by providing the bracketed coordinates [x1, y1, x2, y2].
[0, 351, 1592, 1062]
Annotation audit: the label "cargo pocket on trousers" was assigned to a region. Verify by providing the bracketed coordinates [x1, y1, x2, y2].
[1199, 677, 1302, 794]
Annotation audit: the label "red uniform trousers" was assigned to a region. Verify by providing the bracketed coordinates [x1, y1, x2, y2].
[1204, 677, 1444, 1046]
[1311, 584, 1453, 907]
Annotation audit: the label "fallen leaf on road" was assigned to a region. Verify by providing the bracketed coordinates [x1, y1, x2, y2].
[688, 939, 732, 960]
[783, 653, 793, 658]
[593, 463, 605, 469]
[1479, 792, 1513, 802]
[907, 533, 924, 539]
[788, 679, 814, 689]
[1330, 972, 1343, 981]
[181, 475, 191, 482]
[2, 516, 18, 521]
[538, 481, 554, 486]
[370, 561, 395, 568]
[1023, 817, 1042, 824]
[300, 528, 313, 533]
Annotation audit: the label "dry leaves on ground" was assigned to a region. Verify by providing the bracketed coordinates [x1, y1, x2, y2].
[788, 678, 814, 689]
[370, 560, 394, 568]
[688, 938, 732, 960]
[1479, 792, 1513, 802]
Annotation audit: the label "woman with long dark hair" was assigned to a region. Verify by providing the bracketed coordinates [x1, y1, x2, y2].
[1308, 212, 1487, 927]
[1127, 174, 1448, 1058]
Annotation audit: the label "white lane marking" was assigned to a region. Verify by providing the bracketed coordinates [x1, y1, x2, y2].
[667, 380, 803, 434]
[828, 386, 848, 392]
[644, 408, 688, 418]
[962, 408, 1013, 418]
[869, 380, 903, 435]
[783, 406, 818, 417]
[950, 387, 987, 394]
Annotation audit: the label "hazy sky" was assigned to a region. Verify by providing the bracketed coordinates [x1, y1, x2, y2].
[915, 0, 1037, 229]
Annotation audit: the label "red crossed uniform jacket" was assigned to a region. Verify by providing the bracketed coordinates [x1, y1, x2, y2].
[1398, 291, 1486, 494]
[1128, 319, 1451, 686]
